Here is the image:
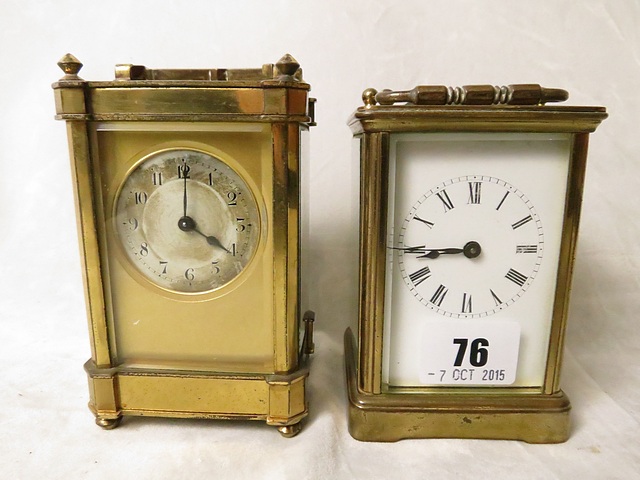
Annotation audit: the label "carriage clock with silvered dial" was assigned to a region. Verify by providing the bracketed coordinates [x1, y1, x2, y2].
[53, 53, 316, 437]
[345, 84, 606, 442]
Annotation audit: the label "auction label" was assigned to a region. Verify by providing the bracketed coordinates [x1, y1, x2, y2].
[419, 319, 520, 385]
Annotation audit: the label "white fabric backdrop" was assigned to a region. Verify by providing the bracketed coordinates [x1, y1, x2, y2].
[1, 1, 639, 478]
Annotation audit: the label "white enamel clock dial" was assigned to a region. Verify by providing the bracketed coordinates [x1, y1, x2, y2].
[382, 133, 571, 388]
[114, 148, 261, 294]
[397, 175, 544, 319]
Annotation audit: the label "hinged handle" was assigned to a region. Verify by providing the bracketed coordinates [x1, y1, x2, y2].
[112, 53, 303, 82]
[364, 84, 568, 107]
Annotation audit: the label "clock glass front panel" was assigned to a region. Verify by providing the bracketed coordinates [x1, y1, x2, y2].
[382, 132, 571, 389]
[94, 123, 276, 373]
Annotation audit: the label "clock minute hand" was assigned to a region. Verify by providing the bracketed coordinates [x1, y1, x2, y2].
[395, 241, 482, 259]
[392, 245, 428, 254]
[180, 162, 191, 218]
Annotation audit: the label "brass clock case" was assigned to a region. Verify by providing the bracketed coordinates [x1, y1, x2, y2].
[346, 84, 606, 442]
[53, 54, 315, 436]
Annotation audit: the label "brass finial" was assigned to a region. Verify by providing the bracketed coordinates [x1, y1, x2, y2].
[57, 53, 83, 79]
[275, 54, 300, 80]
[362, 88, 378, 108]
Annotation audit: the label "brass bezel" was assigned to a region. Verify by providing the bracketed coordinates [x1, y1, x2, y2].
[109, 141, 266, 299]
[346, 99, 607, 442]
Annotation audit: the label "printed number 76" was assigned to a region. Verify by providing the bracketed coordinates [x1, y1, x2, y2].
[453, 338, 489, 367]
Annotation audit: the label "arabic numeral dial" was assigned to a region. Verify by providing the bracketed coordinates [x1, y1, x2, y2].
[115, 149, 261, 294]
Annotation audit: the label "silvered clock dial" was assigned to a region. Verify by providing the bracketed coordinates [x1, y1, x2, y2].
[114, 148, 260, 293]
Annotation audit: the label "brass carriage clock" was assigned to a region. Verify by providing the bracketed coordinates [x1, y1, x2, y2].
[345, 84, 606, 442]
[53, 53, 315, 436]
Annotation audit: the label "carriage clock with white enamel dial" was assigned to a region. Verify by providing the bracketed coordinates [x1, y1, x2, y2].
[345, 84, 606, 442]
[53, 53, 316, 437]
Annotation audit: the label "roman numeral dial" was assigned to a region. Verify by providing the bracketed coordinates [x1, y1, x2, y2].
[408, 266, 431, 286]
[395, 175, 543, 318]
[468, 182, 481, 204]
[436, 190, 455, 212]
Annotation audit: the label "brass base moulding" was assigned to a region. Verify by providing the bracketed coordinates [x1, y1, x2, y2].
[344, 329, 570, 443]
[85, 359, 310, 436]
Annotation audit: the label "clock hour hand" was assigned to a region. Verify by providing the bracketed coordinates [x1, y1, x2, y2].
[391, 245, 453, 257]
[178, 215, 231, 253]
[394, 241, 481, 259]
[418, 247, 464, 259]
[194, 228, 231, 253]
[393, 246, 462, 258]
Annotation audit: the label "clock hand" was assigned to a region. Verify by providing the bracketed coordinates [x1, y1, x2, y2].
[394, 241, 481, 259]
[180, 161, 191, 218]
[462, 241, 481, 258]
[183, 178, 187, 218]
[193, 228, 231, 253]
[418, 248, 464, 259]
[178, 215, 196, 232]
[392, 245, 428, 254]
[392, 245, 462, 256]
[177, 215, 231, 253]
